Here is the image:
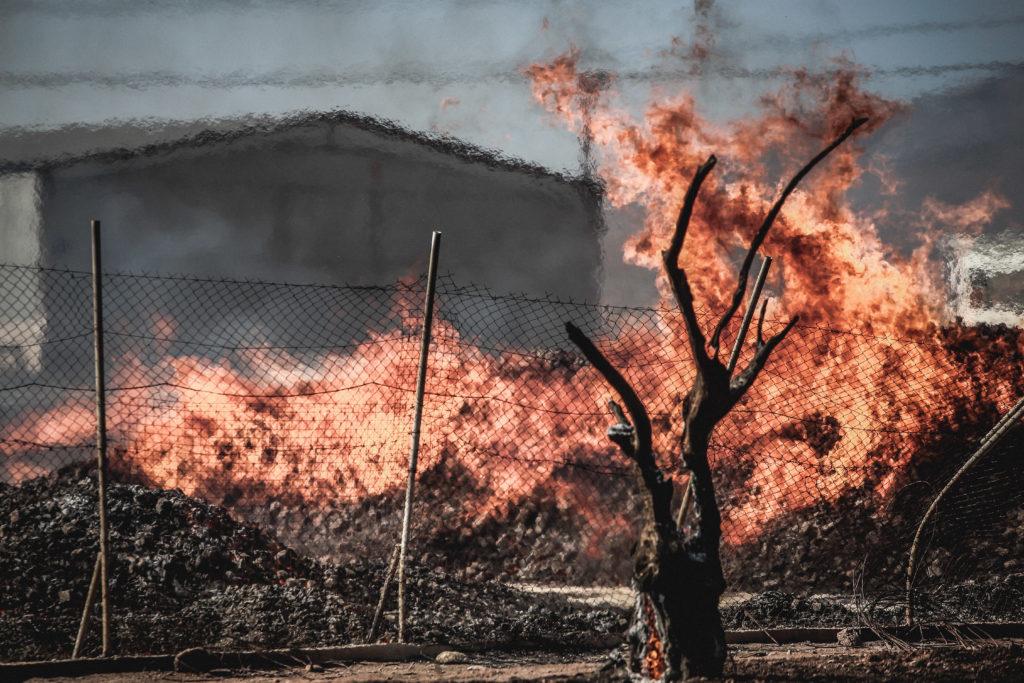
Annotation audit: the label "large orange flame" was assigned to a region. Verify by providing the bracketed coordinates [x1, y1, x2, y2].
[524, 48, 1022, 544]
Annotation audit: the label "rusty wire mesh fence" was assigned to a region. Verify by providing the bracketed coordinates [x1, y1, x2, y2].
[1, 262, 1022, 660]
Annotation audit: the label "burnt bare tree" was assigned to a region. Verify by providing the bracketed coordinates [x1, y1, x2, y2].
[567, 117, 867, 680]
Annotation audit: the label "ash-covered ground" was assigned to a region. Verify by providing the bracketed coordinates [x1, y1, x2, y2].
[3, 460, 1021, 664]
[0, 463, 626, 663]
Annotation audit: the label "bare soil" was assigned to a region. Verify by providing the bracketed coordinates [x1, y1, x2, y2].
[19, 640, 1024, 682]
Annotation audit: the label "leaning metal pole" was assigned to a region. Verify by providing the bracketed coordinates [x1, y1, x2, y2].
[91, 220, 112, 656]
[397, 231, 442, 643]
[905, 392, 1024, 625]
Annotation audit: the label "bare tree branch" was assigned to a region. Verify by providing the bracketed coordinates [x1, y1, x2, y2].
[755, 298, 769, 345]
[708, 117, 868, 354]
[608, 399, 630, 427]
[607, 400, 637, 456]
[662, 155, 717, 366]
[565, 322, 653, 463]
[565, 322, 676, 528]
[729, 314, 799, 404]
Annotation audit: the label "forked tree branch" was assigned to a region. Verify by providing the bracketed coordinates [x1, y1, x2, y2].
[662, 155, 717, 367]
[566, 322, 674, 527]
[566, 323, 652, 459]
[708, 117, 868, 354]
[729, 311, 799, 405]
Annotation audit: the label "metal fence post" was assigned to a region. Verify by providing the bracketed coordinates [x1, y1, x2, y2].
[91, 219, 112, 656]
[397, 231, 441, 643]
[677, 256, 773, 528]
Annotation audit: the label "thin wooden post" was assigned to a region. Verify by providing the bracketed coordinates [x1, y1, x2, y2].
[397, 231, 441, 643]
[91, 220, 112, 657]
[677, 256, 773, 528]
[727, 256, 773, 373]
[905, 393, 1024, 625]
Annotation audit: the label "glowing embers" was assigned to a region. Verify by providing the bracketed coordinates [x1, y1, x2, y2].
[642, 592, 666, 681]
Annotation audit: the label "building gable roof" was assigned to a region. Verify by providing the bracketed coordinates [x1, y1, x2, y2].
[0, 109, 602, 195]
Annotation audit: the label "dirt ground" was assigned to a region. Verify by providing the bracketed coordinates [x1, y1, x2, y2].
[20, 639, 1024, 682]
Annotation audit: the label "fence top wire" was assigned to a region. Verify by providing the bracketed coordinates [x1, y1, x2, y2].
[0, 262, 1003, 344]
[2, 260, 1010, 353]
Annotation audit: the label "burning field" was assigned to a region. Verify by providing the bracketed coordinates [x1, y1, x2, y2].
[1, 43, 1024, 666]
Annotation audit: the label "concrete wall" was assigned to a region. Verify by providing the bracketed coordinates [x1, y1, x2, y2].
[948, 233, 1024, 327]
[0, 172, 44, 376]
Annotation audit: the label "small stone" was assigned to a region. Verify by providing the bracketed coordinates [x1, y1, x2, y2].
[58, 589, 72, 603]
[174, 647, 218, 673]
[172, 578, 192, 599]
[837, 628, 862, 647]
[435, 650, 469, 664]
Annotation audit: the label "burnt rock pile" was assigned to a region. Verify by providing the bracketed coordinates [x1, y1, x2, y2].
[241, 458, 641, 586]
[0, 462, 625, 662]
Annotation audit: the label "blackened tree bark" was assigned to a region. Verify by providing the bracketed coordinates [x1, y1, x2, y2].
[567, 117, 867, 680]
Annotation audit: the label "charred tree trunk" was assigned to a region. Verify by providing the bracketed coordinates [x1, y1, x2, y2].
[567, 118, 866, 680]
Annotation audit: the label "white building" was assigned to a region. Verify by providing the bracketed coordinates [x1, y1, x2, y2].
[948, 233, 1024, 327]
[0, 110, 606, 380]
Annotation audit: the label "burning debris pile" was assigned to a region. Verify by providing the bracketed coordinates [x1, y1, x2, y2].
[0, 462, 626, 663]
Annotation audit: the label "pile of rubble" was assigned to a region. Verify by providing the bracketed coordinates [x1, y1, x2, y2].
[0, 462, 625, 662]
[239, 458, 640, 585]
[720, 592, 860, 629]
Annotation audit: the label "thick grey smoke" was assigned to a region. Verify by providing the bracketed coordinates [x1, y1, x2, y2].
[3, 0, 1023, 171]
[1, 0, 1022, 308]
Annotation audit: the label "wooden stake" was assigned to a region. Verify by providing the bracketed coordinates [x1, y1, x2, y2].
[366, 544, 401, 643]
[397, 231, 441, 643]
[72, 553, 101, 658]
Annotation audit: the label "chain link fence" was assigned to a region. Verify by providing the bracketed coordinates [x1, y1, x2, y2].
[1, 262, 1021, 660]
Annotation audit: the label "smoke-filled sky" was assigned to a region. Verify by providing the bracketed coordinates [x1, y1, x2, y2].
[1, 0, 1022, 173]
